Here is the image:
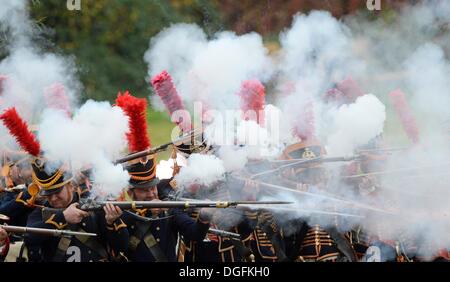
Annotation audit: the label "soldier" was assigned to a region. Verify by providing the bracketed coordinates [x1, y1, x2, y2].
[341, 136, 388, 261]
[174, 163, 286, 262]
[162, 139, 254, 262]
[232, 180, 287, 262]
[115, 91, 210, 262]
[25, 158, 128, 262]
[117, 155, 210, 262]
[278, 139, 357, 262]
[0, 166, 38, 227]
[0, 116, 39, 227]
[176, 180, 245, 262]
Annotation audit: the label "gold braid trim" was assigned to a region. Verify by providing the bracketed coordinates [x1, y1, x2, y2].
[34, 177, 73, 192]
[106, 219, 127, 231]
[15, 191, 37, 207]
[129, 163, 156, 180]
[15, 192, 31, 207]
[31, 169, 63, 188]
[130, 173, 155, 181]
[45, 214, 67, 229]
[133, 208, 148, 217]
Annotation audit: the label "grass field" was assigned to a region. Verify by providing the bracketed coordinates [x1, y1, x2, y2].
[146, 108, 175, 162]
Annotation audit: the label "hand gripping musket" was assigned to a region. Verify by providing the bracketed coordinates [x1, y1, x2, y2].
[0, 224, 97, 237]
[114, 128, 203, 165]
[42, 199, 293, 213]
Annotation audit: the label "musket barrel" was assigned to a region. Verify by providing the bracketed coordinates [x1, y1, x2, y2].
[208, 228, 241, 240]
[231, 201, 293, 205]
[114, 145, 167, 164]
[79, 200, 294, 211]
[1, 225, 97, 237]
[90, 201, 232, 210]
[41, 200, 294, 213]
[113, 129, 202, 164]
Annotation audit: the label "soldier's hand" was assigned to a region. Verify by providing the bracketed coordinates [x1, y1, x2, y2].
[358, 176, 377, 194]
[150, 199, 168, 216]
[63, 203, 89, 224]
[104, 203, 123, 225]
[0, 227, 8, 246]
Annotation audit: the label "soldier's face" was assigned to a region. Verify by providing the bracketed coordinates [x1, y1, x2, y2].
[131, 186, 158, 201]
[47, 184, 74, 208]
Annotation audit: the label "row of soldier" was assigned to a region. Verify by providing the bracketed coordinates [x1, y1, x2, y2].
[0, 133, 380, 262]
[1, 87, 449, 262]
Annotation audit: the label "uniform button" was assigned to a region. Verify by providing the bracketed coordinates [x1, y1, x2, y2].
[88, 250, 91, 254]
[156, 238, 160, 242]
[131, 226, 134, 229]
[89, 260, 93, 262]
[156, 227, 160, 231]
[82, 222, 86, 226]
[315, 231, 319, 234]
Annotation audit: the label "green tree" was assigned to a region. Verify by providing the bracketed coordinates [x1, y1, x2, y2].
[30, 0, 222, 102]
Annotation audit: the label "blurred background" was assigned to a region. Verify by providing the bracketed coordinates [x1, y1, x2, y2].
[1, 0, 415, 154]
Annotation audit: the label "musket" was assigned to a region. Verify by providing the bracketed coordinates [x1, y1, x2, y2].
[207, 228, 241, 240]
[232, 176, 395, 215]
[0, 224, 97, 237]
[114, 128, 203, 164]
[343, 162, 450, 179]
[0, 184, 26, 193]
[270, 156, 362, 164]
[253, 156, 363, 179]
[250, 206, 366, 218]
[356, 146, 408, 153]
[42, 199, 294, 212]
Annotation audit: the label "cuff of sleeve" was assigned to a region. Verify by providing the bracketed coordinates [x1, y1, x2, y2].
[106, 219, 127, 232]
[15, 191, 34, 207]
[45, 211, 68, 229]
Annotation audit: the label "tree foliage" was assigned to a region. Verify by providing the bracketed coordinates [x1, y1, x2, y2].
[30, 0, 223, 102]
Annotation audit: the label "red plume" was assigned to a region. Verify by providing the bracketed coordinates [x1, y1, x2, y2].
[116, 91, 150, 152]
[389, 89, 420, 144]
[44, 83, 71, 117]
[237, 79, 265, 125]
[293, 100, 315, 141]
[150, 71, 190, 132]
[325, 76, 364, 105]
[0, 108, 40, 156]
